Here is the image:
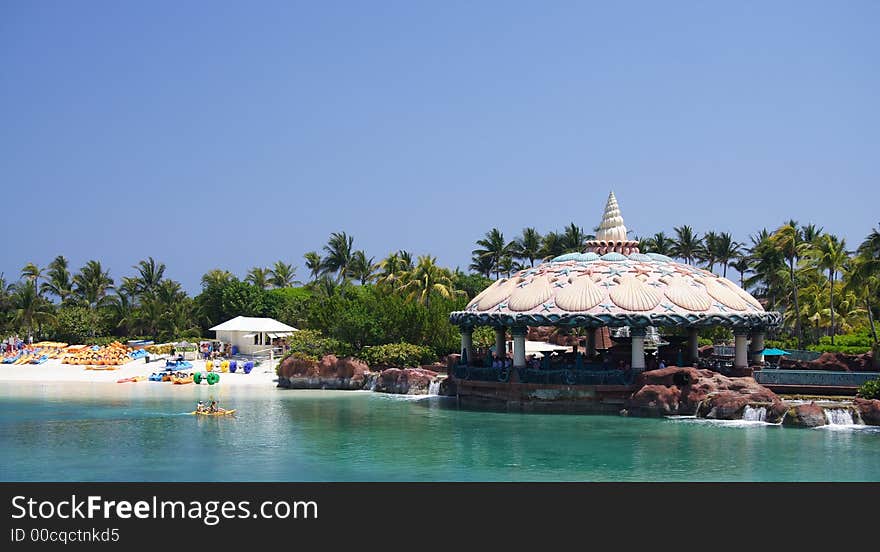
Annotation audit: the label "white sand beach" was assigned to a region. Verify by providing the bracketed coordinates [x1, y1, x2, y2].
[0, 356, 278, 387]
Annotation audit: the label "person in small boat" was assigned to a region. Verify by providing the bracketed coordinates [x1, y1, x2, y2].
[208, 400, 226, 414]
[196, 400, 206, 413]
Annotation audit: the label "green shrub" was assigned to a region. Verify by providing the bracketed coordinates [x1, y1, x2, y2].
[281, 329, 352, 360]
[857, 379, 880, 400]
[356, 342, 437, 368]
[807, 344, 872, 354]
[473, 326, 496, 348]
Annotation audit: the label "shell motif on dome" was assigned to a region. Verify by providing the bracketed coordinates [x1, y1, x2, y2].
[554, 275, 605, 312]
[661, 276, 712, 312]
[645, 253, 674, 262]
[609, 276, 661, 311]
[473, 277, 521, 311]
[718, 278, 764, 310]
[697, 276, 748, 311]
[507, 275, 553, 312]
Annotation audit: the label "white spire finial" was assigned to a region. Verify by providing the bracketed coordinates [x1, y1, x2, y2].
[595, 191, 628, 242]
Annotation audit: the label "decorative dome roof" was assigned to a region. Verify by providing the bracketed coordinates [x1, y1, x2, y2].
[451, 192, 781, 330]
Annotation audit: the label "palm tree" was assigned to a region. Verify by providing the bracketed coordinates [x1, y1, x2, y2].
[562, 223, 592, 253]
[348, 250, 376, 285]
[245, 267, 270, 290]
[469, 252, 494, 278]
[109, 289, 135, 335]
[400, 255, 465, 308]
[473, 229, 513, 279]
[800, 223, 825, 246]
[700, 231, 720, 271]
[672, 225, 702, 265]
[539, 231, 566, 261]
[73, 260, 114, 309]
[746, 233, 787, 311]
[643, 232, 675, 256]
[376, 251, 412, 290]
[498, 255, 515, 278]
[303, 252, 323, 282]
[134, 257, 166, 297]
[155, 279, 186, 306]
[770, 223, 807, 348]
[20, 262, 42, 295]
[269, 261, 299, 288]
[11, 283, 55, 341]
[808, 235, 850, 344]
[201, 269, 233, 289]
[41, 255, 73, 304]
[845, 255, 879, 345]
[714, 232, 741, 278]
[729, 255, 751, 289]
[858, 224, 880, 260]
[321, 232, 354, 282]
[511, 228, 542, 267]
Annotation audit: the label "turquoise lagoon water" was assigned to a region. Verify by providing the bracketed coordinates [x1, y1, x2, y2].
[1, 382, 878, 481]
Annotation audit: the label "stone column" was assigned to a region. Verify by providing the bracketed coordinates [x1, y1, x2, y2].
[734, 330, 749, 370]
[512, 327, 527, 368]
[630, 327, 646, 373]
[586, 328, 597, 358]
[687, 327, 699, 365]
[495, 327, 507, 359]
[749, 330, 765, 366]
[460, 328, 473, 366]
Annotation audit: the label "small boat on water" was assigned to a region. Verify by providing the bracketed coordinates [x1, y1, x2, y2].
[190, 409, 236, 416]
[172, 375, 193, 384]
[117, 375, 147, 383]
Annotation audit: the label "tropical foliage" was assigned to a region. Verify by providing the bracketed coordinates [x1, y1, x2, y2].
[2, 219, 879, 359]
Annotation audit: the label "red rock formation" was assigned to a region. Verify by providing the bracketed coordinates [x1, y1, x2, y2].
[782, 403, 827, 428]
[375, 367, 438, 395]
[853, 398, 880, 426]
[626, 366, 785, 420]
[779, 351, 875, 372]
[277, 354, 371, 389]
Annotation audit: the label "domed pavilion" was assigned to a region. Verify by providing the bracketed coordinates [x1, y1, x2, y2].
[450, 192, 781, 387]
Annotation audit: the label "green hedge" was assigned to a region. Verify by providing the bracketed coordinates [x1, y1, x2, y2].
[857, 379, 880, 400]
[280, 329, 352, 361]
[356, 342, 437, 368]
[807, 344, 872, 354]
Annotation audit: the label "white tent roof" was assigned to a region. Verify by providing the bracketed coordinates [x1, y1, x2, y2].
[209, 316, 298, 333]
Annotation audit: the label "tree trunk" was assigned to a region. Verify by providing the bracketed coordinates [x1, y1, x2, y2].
[867, 296, 878, 345]
[829, 269, 835, 345]
[790, 260, 803, 349]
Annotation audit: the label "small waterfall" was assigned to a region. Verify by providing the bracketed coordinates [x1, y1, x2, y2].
[742, 405, 767, 422]
[427, 379, 441, 396]
[824, 408, 855, 426]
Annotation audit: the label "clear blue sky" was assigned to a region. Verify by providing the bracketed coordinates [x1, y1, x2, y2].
[2, 1, 878, 294]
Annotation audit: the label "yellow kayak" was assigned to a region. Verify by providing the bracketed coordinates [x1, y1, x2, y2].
[190, 409, 236, 416]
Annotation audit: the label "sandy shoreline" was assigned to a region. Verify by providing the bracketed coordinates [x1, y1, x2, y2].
[0, 357, 279, 388]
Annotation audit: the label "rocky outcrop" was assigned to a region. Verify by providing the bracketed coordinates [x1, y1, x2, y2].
[779, 351, 875, 372]
[374, 368, 438, 395]
[626, 366, 785, 421]
[277, 354, 372, 390]
[782, 403, 827, 428]
[853, 398, 880, 426]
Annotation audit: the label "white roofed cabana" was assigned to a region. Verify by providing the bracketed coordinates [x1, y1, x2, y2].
[209, 316, 298, 355]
